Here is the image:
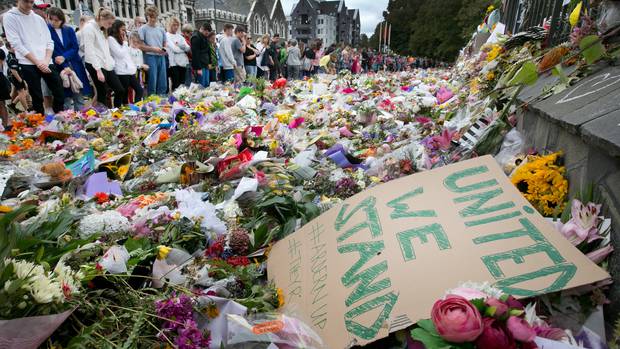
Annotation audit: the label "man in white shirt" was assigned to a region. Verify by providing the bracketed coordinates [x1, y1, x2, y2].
[3, 0, 65, 114]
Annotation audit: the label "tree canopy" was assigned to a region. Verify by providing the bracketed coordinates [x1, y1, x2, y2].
[370, 0, 496, 61]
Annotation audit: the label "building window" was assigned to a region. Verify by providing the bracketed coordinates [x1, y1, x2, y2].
[301, 14, 309, 25]
[317, 28, 321, 34]
[262, 16, 268, 35]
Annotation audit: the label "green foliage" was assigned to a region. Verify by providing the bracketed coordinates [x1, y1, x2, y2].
[507, 61, 539, 86]
[579, 35, 606, 65]
[372, 0, 494, 61]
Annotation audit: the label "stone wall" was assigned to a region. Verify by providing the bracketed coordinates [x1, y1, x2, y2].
[516, 63, 620, 335]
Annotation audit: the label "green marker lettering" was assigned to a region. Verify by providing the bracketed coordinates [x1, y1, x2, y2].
[387, 187, 436, 219]
[473, 218, 545, 245]
[444, 166, 498, 193]
[481, 242, 567, 278]
[494, 263, 577, 297]
[344, 292, 399, 340]
[339, 241, 385, 284]
[454, 188, 515, 217]
[465, 211, 521, 227]
[397, 223, 451, 261]
[343, 261, 391, 306]
[335, 196, 382, 242]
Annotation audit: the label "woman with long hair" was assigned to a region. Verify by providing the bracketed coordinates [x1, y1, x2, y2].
[108, 19, 143, 105]
[81, 8, 124, 108]
[165, 17, 190, 91]
[47, 7, 92, 111]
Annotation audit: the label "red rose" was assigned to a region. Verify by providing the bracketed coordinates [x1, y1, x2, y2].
[475, 318, 516, 349]
[431, 295, 484, 343]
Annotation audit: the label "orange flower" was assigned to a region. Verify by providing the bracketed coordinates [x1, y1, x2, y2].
[158, 130, 170, 143]
[7, 144, 21, 154]
[26, 113, 45, 126]
[21, 138, 35, 149]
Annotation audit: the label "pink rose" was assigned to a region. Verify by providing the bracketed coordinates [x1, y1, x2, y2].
[506, 316, 536, 342]
[486, 298, 508, 317]
[431, 295, 484, 343]
[476, 318, 516, 349]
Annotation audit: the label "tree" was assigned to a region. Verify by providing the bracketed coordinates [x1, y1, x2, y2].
[378, 0, 493, 60]
[360, 34, 370, 48]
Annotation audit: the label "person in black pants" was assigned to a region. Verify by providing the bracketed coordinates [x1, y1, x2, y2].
[81, 8, 124, 108]
[108, 20, 143, 106]
[3, 0, 65, 114]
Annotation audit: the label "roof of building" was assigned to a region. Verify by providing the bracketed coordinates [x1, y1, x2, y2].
[319, 1, 339, 15]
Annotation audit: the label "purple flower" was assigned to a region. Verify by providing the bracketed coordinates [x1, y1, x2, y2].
[175, 319, 210, 349]
[155, 293, 194, 331]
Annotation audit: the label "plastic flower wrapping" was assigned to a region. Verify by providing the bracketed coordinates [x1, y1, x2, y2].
[0, 6, 618, 348]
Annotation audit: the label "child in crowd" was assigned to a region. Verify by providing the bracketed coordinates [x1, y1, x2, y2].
[129, 32, 149, 103]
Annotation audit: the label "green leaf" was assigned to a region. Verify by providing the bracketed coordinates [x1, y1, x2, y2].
[551, 64, 569, 85]
[508, 61, 538, 86]
[417, 319, 438, 334]
[124, 237, 151, 252]
[580, 35, 606, 65]
[470, 298, 486, 312]
[509, 308, 525, 317]
[411, 328, 452, 349]
[485, 306, 497, 317]
[256, 196, 287, 207]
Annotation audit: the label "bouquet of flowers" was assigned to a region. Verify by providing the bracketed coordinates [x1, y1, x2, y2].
[510, 152, 568, 216]
[411, 286, 538, 349]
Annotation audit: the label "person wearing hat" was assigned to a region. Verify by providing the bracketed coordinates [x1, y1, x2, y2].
[3, 0, 65, 114]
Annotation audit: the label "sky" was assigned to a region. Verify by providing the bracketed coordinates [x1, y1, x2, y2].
[280, 0, 389, 36]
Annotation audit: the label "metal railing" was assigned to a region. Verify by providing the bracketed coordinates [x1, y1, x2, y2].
[502, 0, 590, 45]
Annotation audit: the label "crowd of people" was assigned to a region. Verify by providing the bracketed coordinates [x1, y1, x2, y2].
[0, 0, 450, 128]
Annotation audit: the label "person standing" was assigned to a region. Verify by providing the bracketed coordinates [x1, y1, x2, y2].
[82, 8, 124, 108]
[3, 0, 65, 114]
[286, 40, 300, 80]
[181, 24, 193, 86]
[269, 34, 281, 80]
[255, 34, 270, 80]
[138, 6, 167, 96]
[108, 20, 143, 106]
[190, 22, 211, 87]
[302, 41, 314, 78]
[47, 7, 91, 111]
[219, 24, 236, 83]
[231, 25, 246, 84]
[165, 17, 190, 92]
[243, 35, 257, 79]
[207, 32, 218, 85]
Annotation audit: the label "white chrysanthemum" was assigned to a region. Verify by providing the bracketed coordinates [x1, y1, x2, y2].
[53, 262, 84, 296]
[222, 201, 242, 219]
[10, 259, 45, 280]
[30, 276, 63, 304]
[78, 210, 131, 238]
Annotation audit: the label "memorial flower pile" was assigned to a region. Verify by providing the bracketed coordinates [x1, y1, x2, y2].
[0, 3, 616, 347]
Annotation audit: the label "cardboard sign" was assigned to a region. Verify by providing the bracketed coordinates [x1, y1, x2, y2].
[267, 155, 610, 349]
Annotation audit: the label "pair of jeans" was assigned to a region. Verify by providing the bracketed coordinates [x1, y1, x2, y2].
[196, 68, 209, 87]
[64, 93, 84, 111]
[223, 68, 234, 82]
[144, 54, 167, 96]
[84, 63, 125, 108]
[287, 65, 300, 80]
[245, 65, 257, 79]
[20, 64, 64, 113]
[117, 74, 143, 104]
[209, 69, 217, 85]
